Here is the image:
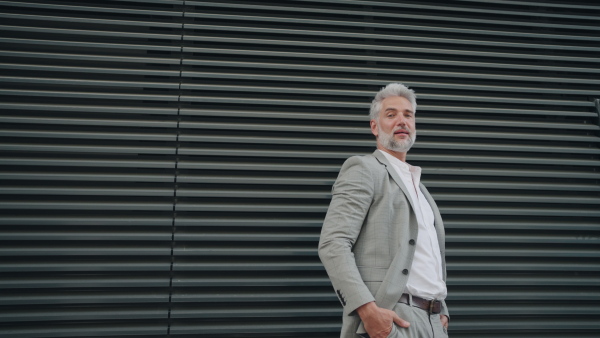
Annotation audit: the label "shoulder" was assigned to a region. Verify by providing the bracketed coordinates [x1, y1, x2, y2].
[341, 153, 380, 167]
[337, 153, 385, 180]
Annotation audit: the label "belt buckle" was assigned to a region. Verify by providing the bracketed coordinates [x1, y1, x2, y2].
[429, 299, 436, 314]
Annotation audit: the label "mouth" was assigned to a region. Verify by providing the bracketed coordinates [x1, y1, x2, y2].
[394, 130, 409, 135]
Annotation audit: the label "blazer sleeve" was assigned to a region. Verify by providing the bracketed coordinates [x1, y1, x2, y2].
[318, 156, 376, 315]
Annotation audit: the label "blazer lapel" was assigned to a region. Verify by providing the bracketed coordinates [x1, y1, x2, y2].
[372, 150, 419, 215]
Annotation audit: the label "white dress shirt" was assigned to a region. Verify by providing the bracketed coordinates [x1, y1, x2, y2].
[379, 150, 447, 301]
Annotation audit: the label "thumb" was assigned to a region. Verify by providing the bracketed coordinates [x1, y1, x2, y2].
[392, 314, 410, 328]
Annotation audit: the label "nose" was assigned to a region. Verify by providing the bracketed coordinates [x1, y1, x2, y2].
[396, 115, 407, 127]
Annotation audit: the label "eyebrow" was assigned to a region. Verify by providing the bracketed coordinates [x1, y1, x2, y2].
[385, 108, 414, 114]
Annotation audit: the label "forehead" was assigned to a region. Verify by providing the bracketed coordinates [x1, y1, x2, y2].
[380, 96, 413, 112]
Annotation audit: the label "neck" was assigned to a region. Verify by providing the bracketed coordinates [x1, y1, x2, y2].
[378, 145, 407, 162]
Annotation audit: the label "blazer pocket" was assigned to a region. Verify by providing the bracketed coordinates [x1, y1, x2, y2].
[357, 266, 388, 282]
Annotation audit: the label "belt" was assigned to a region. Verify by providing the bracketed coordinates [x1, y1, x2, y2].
[399, 293, 442, 314]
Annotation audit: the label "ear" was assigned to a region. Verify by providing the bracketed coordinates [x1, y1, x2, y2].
[370, 119, 378, 138]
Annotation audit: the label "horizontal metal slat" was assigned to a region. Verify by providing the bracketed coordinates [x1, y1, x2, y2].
[0, 324, 167, 338]
[0, 1, 182, 17]
[176, 202, 600, 217]
[172, 246, 317, 255]
[1, 231, 170, 241]
[171, 307, 340, 318]
[0, 173, 174, 182]
[421, 117, 598, 131]
[187, 20, 600, 44]
[172, 188, 600, 205]
[0, 76, 180, 90]
[0, 262, 171, 272]
[0, 292, 169, 306]
[0, 12, 181, 28]
[0, 103, 177, 115]
[0, 308, 168, 322]
[186, 24, 600, 52]
[172, 175, 330, 185]
[168, 232, 599, 245]
[179, 95, 595, 111]
[425, 168, 600, 180]
[174, 232, 316, 242]
[0, 116, 177, 128]
[0, 51, 179, 64]
[448, 320, 600, 331]
[177, 160, 339, 172]
[1, 144, 175, 155]
[188, 5, 600, 31]
[172, 278, 329, 287]
[2, 158, 176, 169]
[179, 106, 595, 120]
[0, 247, 170, 256]
[188, 46, 600, 69]
[440, 207, 600, 217]
[1, 63, 179, 77]
[173, 263, 322, 271]
[456, 0, 599, 10]
[178, 135, 599, 154]
[185, 35, 600, 59]
[434, 193, 600, 205]
[0, 277, 169, 288]
[426, 181, 600, 192]
[291, 0, 600, 21]
[445, 221, 599, 231]
[1, 130, 175, 141]
[174, 176, 600, 193]
[174, 218, 323, 228]
[170, 323, 339, 335]
[180, 120, 598, 135]
[0, 37, 180, 52]
[177, 148, 600, 167]
[183, 70, 600, 94]
[447, 262, 600, 274]
[0, 217, 172, 226]
[0, 202, 174, 211]
[450, 291, 600, 301]
[1, 187, 175, 196]
[0, 25, 182, 41]
[451, 305, 600, 315]
[179, 84, 597, 106]
[0, 89, 179, 101]
[170, 291, 333, 301]
[446, 234, 600, 244]
[447, 275, 600, 288]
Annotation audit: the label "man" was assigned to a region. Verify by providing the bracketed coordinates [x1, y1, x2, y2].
[318, 83, 449, 338]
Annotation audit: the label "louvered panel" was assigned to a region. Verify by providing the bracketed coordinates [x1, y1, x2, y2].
[2, 1, 599, 337]
[172, 1, 600, 337]
[0, 1, 182, 337]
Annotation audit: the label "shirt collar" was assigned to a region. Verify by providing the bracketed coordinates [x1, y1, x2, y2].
[378, 149, 421, 175]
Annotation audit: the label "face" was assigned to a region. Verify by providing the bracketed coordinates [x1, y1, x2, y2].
[370, 96, 416, 153]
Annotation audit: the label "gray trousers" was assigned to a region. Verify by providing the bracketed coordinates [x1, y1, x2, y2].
[386, 302, 448, 338]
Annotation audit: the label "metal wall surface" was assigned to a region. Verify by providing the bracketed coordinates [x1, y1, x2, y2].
[0, 0, 183, 337]
[1, 0, 599, 337]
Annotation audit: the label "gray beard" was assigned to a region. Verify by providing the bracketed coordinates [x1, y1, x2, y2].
[378, 127, 416, 153]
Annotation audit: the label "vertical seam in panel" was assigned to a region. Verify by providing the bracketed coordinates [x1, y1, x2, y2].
[168, 1, 185, 336]
[594, 99, 600, 128]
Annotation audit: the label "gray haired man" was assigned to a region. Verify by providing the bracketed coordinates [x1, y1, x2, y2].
[319, 83, 450, 338]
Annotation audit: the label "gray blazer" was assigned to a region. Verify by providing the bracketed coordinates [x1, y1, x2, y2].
[318, 150, 449, 338]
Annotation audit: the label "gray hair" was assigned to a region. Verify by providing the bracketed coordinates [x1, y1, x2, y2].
[369, 83, 417, 120]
